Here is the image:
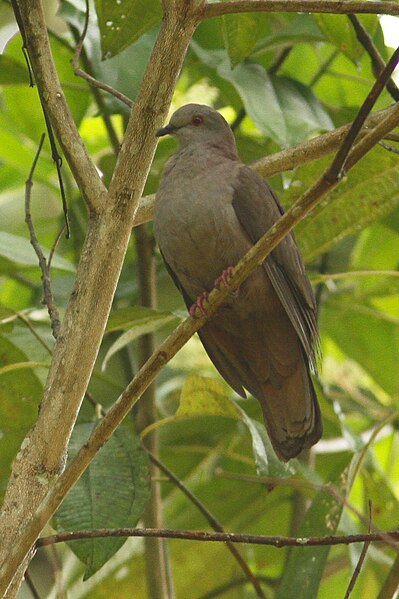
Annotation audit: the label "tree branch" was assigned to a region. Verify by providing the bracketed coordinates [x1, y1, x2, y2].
[348, 14, 399, 102]
[36, 527, 399, 549]
[134, 224, 175, 599]
[25, 133, 61, 339]
[202, 0, 399, 18]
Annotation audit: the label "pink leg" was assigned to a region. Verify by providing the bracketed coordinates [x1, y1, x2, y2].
[189, 290, 209, 317]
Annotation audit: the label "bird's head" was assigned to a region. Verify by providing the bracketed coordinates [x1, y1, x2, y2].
[156, 104, 237, 154]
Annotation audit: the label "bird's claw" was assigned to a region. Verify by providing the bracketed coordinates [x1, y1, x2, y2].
[215, 266, 239, 297]
[189, 291, 209, 317]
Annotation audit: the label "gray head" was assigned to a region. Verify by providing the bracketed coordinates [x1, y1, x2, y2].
[156, 104, 238, 155]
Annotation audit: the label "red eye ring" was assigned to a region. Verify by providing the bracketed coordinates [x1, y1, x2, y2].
[191, 115, 204, 126]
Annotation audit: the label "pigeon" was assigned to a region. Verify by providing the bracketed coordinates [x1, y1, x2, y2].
[153, 103, 322, 461]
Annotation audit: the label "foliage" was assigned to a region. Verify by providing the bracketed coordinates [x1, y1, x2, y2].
[0, 0, 399, 598]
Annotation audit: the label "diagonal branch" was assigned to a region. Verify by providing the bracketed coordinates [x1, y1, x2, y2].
[0, 2, 203, 596]
[348, 14, 399, 102]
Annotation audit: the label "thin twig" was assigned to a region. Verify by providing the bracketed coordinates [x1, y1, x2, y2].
[202, 0, 399, 19]
[348, 14, 399, 101]
[47, 224, 66, 272]
[36, 527, 399, 548]
[379, 141, 399, 155]
[25, 134, 61, 339]
[16, 312, 53, 355]
[343, 501, 373, 599]
[71, 0, 133, 109]
[150, 454, 266, 599]
[327, 45, 399, 181]
[309, 49, 339, 87]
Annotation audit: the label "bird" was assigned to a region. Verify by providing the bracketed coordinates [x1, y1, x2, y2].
[153, 103, 322, 461]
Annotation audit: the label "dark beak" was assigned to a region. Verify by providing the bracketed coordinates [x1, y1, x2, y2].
[156, 124, 176, 137]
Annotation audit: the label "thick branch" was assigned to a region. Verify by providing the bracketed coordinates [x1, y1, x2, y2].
[15, 0, 106, 212]
[202, 0, 399, 18]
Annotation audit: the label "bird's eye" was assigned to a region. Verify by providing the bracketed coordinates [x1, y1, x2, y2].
[191, 115, 204, 126]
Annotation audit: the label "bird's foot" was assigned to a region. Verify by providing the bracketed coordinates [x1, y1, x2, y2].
[215, 266, 239, 297]
[189, 291, 209, 317]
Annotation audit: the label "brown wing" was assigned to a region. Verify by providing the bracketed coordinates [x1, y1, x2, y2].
[232, 166, 319, 372]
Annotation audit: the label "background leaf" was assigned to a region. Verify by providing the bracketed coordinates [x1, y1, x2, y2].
[277, 455, 352, 599]
[54, 422, 150, 579]
[94, 0, 162, 58]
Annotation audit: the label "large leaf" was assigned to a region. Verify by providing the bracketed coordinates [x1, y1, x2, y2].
[61, 0, 159, 110]
[191, 42, 333, 147]
[0, 232, 75, 272]
[220, 13, 266, 67]
[94, 0, 162, 58]
[54, 422, 150, 579]
[102, 307, 180, 370]
[2, 35, 89, 141]
[277, 455, 352, 599]
[280, 147, 399, 262]
[177, 375, 290, 476]
[313, 14, 379, 65]
[0, 335, 42, 498]
[0, 55, 28, 84]
[321, 299, 399, 397]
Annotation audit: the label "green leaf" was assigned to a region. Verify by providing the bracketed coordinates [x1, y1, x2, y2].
[102, 308, 179, 370]
[2, 35, 90, 141]
[313, 14, 379, 65]
[0, 232, 76, 272]
[221, 13, 264, 67]
[94, 0, 162, 58]
[222, 67, 333, 147]
[191, 42, 333, 147]
[54, 422, 150, 579]
[252, 14, 324, 58]
[177, 375, 241, 420]
[0, 335, 42, 499]
[106, 306, 179, 332]
[178, 375, 290, 475]
[277, 455, 352, 599]
[321, 299, 399, 396]
[283, 148, 399, 262]
[0, 55, 29, 84]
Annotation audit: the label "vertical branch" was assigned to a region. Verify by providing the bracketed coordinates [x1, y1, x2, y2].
[25, 133, 61, 338]
[134, 225, 175, 599]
